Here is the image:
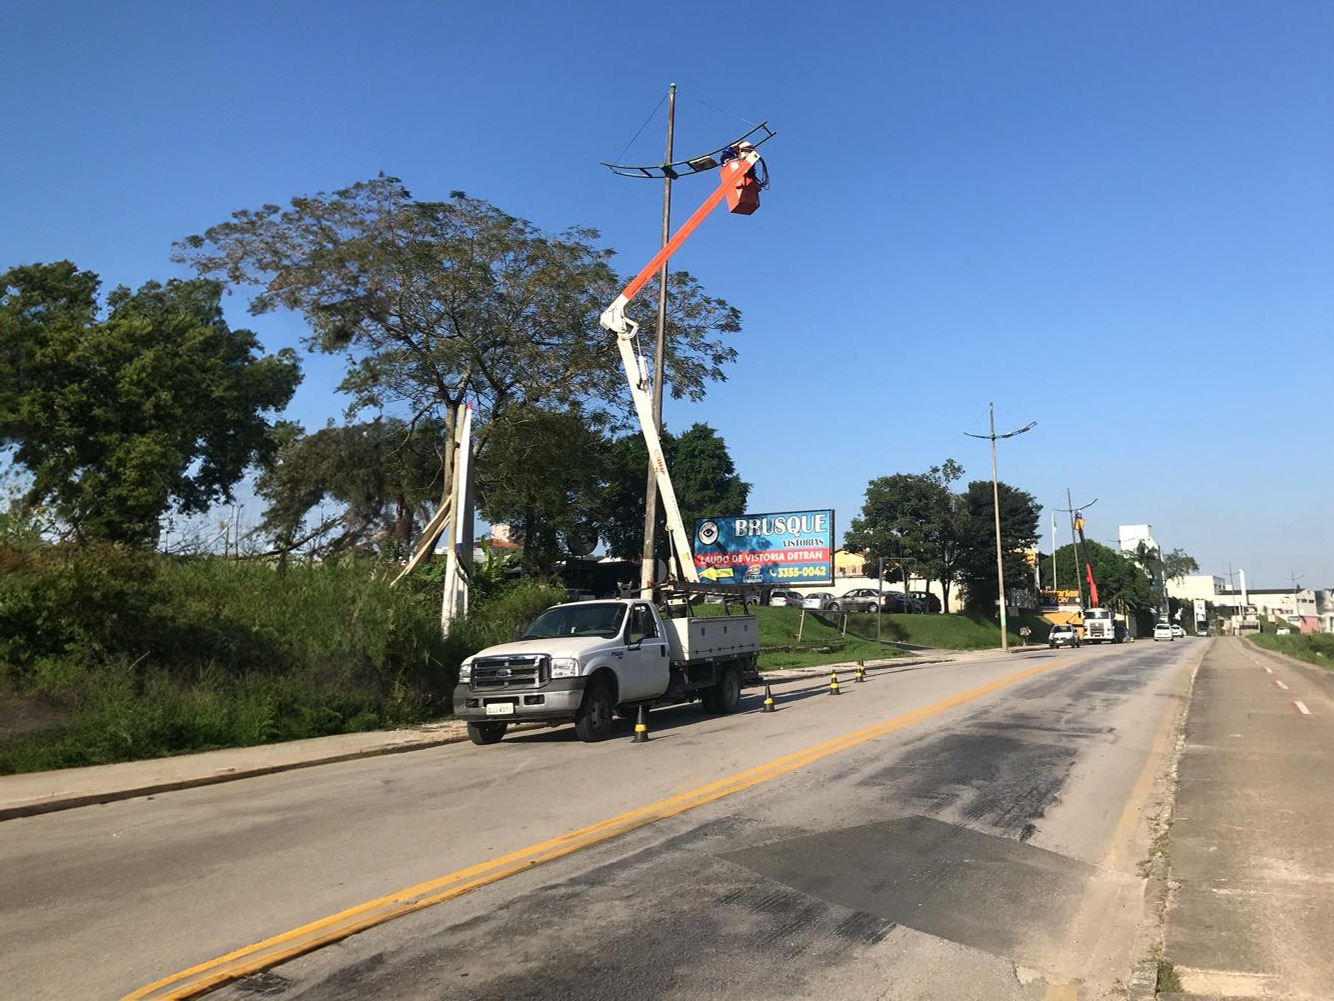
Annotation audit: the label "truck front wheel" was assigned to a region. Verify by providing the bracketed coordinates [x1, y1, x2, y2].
[467, 722, 507, 745]
[574, 682, 615, 742]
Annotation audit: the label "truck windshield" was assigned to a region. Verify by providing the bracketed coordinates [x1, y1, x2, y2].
[521, 602, 627, 640]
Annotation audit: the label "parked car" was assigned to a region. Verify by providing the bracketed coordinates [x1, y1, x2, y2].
[1153, 623, 1174, 642]
[768, 588, 805, 608]
[882, 592, 919, 613]
[1170, 624, 1185, 638]
[911, 591, 943, 613]
[825, 588, 881, 613]
[1048, 623, 1081, 649]
[802, 592, 834, 610]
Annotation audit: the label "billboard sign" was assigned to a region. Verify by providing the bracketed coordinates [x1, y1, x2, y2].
[1193, 598, 1206, 623]
[692, 510, 834, 586]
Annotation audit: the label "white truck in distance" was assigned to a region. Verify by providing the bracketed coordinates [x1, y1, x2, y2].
[453, 598, 760, 745]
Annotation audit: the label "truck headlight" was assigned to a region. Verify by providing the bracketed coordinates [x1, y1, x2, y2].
[550, 657, 580, 678]
[458, 660, 473, 682]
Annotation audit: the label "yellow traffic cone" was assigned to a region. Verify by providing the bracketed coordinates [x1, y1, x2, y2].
[632, 704, 650, 743]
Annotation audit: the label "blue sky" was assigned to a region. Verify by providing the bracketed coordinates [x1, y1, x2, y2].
[2, 1, 1330, 588]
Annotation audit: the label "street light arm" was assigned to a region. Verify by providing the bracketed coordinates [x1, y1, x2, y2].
[998, 420, 1038, 439]
[963, 420, 1037, 442]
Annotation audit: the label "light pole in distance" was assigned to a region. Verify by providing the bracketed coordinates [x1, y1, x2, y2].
[965, 403, 1036, 652]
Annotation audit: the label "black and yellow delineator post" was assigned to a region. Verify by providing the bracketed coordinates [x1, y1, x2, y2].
[632, 704, 650, 743]
[828, 669, 841, 695]
[761, 682, 776, 712]
[855, 659, 866, 683]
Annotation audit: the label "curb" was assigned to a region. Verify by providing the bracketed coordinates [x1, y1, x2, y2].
[0, 723, 547, 822]
[1125, 958, 1159, 1001]
[0, 731, 463, 822]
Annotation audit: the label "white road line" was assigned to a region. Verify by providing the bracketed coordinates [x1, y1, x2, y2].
[1293, 701, 1311, 715]
[1273, 680, 1289, 691]
[1263, 666, 1273, 674]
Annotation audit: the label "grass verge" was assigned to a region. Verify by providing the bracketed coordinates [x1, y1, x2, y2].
[750, 606, 1052, 670]
[1248, 631, 1334, 669]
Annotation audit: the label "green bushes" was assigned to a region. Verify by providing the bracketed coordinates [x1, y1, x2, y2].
[1250, 631, 1334, 669]
[0, 543, 451, 773]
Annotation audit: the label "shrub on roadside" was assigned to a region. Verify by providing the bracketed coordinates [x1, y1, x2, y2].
[0, 543, 448, 773]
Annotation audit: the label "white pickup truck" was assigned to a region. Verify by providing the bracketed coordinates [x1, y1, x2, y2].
[453, 598, 760, 745]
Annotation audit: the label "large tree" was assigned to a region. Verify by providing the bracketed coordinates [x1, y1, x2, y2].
[953, 479, 1042, 612]
[598, 423, 749, 564]
[174, 177, 742, 504]
[0, 262, 299, 544]
[845, 460, 966, 610]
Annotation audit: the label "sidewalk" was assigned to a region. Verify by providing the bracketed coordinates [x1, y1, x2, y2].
[1, 649, 1003, 822]
[1160, 637, 1334, 1000]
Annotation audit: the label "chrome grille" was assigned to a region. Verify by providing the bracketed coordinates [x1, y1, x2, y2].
[471, 654, 548, 690]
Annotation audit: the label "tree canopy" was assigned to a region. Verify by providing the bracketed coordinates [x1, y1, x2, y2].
[474, 403, 608, 576]
[1162, 547, 1201, 582]
[255, 417, 446, 555]
[952, 479, 1042, 612]
[845, 460, 966, 608]
[0, 262, 300, 544]
[1049, 539, 1154, 613]
[598, 423, 749, 563]
[174, 176, 743, 503]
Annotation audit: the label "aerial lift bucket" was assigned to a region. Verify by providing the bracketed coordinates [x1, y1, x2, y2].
[724, 165, 761, 215]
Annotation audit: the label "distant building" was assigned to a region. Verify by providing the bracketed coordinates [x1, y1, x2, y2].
[1212, 587, 1319, 633]
[1317, 590, 1334, 634]
[834, 548, 865, 578]
[1118, 524, 1157, 555]
[1165, 574, 1227, 603]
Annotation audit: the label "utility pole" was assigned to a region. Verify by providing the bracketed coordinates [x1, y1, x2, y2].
[1056, 491, 1098, 610]
[965, 404, 1036, 652]
[1050, 514, 1057, 605]
[638, 84, 676, 593]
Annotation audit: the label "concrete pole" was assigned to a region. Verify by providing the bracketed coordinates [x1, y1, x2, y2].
[639, 84, 676, 592]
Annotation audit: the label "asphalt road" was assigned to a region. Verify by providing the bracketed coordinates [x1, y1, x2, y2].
[1, 641, 1196, 1001]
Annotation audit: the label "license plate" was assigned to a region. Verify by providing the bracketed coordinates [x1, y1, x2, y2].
[485, 703, 515, 716]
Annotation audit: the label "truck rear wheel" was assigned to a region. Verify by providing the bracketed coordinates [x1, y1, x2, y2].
[574, 682, 614, 742]
[702, 666, 741, 715]
[467, 721, 507, 745]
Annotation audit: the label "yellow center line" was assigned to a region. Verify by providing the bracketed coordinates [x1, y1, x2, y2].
[125, 657, 1068, 1000]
